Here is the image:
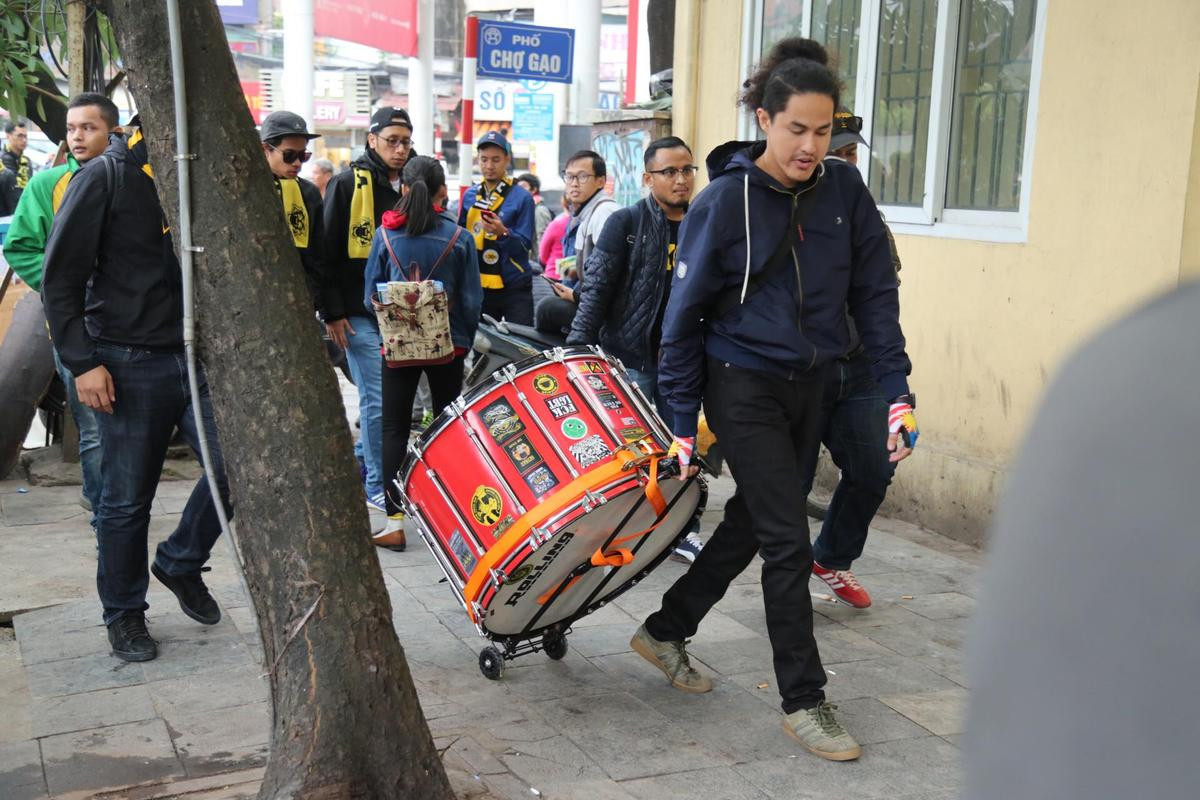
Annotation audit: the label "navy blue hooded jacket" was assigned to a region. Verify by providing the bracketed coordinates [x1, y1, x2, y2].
[658, 140, 911, 438]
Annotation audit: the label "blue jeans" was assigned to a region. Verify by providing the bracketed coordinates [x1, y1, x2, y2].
[52, 346, 102, 520]
[802, 352, 895, 570]
[94, 345, 232, 625]
[341, 315, 383, 497]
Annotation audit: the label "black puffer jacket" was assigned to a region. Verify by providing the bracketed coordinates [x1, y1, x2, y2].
[566, 197, 668, 371]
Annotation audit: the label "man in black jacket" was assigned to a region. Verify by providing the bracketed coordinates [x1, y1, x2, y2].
[321, 107, 412, 512]
[567, 136, 703, 561]
[259, 110, 327, 312]
[41, 130, 232, 663]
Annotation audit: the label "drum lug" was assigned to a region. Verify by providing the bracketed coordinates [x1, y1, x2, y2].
[501, 363, 519, 383]
[548, 347, 567, 363]
[488, 567, 507, 591]
[471, 601, 486, 621]
[450, 397, 468, 417]
[582, 489, 607, 513]
[529, 526, 551, 550]
[406, 442, 422, 462]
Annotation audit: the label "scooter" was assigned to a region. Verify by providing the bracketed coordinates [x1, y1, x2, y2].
[465, 314, 567, 389]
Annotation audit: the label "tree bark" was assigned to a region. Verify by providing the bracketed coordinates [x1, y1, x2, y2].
[99, 2, 454, 797]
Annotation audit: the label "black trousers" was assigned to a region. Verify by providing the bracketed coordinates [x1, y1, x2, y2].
[645, 358, 829, 713]
[534, 295, 577, 334]
[482, 285, 533, 326]
[381, 355, 466, 516]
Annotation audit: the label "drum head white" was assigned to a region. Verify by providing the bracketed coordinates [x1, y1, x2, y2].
[480, 477, 703, 637]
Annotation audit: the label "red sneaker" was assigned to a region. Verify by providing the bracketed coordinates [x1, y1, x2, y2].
[812, 562, 872, 609]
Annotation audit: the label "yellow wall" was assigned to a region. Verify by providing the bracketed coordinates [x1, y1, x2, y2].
[682, 0, 1200, 542]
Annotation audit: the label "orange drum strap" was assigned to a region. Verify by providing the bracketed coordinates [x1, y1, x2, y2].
[464, 449, 644, 622]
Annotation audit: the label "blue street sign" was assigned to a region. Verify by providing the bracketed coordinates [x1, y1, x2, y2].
[512, 94, 555, 142]
[477, 20, 574, 84]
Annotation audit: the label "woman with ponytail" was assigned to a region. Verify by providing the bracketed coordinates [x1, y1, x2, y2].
[363, 155, 482, 550]
[630, 38, 917, 761]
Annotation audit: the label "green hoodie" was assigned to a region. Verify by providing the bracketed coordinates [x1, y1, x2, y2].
[3, 154, 81, 291]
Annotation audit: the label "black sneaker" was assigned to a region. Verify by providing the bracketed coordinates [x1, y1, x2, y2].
[151, 563, 221, 625]
[107, 613, 158, 662]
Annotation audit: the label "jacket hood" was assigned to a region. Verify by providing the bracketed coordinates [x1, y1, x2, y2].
[354, 146, 392, 179]
[705, 139, 823, 193]
[382, 206, 447, 230]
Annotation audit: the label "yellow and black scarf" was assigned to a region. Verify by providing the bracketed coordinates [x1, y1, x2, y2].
[273, 177, 310, 248]
[466, 177, 512, 290]
[348, 166, 375, 259]
[3, 148, 31, 188]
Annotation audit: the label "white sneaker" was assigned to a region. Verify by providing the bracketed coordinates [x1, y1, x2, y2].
[670, 531, 704, 564]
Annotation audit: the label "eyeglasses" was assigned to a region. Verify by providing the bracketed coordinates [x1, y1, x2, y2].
[376, 135, 413, 149]
[560, 172, 596, 184]
[647, 166, 699, 179]
[267, 144, 311, 164]
[835, 113, 864, 133]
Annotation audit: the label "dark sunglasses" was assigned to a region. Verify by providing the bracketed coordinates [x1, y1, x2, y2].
[834, 112, 864, 133]
[268, 144, 312, 164]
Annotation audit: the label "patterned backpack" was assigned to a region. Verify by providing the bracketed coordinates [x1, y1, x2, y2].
[372, 226, 462, 367]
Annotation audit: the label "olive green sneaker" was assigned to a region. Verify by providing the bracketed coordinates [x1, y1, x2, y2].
[630, 624, 713, 693]
[782, 701, 862, 761]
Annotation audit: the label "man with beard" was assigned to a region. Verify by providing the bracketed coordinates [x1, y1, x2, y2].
[322, 107, 414, 515]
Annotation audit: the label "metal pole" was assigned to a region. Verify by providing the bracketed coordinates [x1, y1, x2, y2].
[571, 0, 602, 123]
[282, 0, 315, 129]
[408, 0, 435, 155]
[459, 15, 478, 199]
[624, 0, 639, 107]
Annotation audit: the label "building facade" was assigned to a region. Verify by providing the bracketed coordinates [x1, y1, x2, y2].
[673, 0, 1200, 543]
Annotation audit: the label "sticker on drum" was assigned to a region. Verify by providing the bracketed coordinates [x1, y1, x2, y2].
[569, 435, 612, 468]
[595, 390, 624, 410]
[578, 361, 606, 374]
[561, 417, 588, 440]
[532, 373, 560, 395]
[480, 398, 525, 444]
[584, 375, 606, 391]
[450, 529, 477, 573]
[524, 464, 559, 496]
[619, 426, 649, 443]
[471, 486, 505, 525]
[544, 393, 578, 419]
[503, 434, 544, 473]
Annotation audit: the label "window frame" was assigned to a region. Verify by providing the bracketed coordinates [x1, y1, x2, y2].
[742, 0, 1047, 243]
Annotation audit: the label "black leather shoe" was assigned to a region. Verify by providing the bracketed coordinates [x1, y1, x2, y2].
[151, 563, 221, 625]
[107, 613, 158, 662]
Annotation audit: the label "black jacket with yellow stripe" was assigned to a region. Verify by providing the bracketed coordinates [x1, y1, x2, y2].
[320, 147, 401, 322]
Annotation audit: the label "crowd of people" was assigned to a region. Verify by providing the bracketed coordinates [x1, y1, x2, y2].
[1, 35, 919, 764]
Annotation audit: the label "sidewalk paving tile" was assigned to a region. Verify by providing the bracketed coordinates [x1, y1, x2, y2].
[878, 688, 969, 736]
[145, 664, 268, 718]
[24, 651, 145, 699]
[620, 765, 771, 800]
[40, 718, 185, 798]
[138, 632, 255, 682]
[822, 655, 963, 702]
[0, 740, 46, 800]
[531, 691, 731, 782]
[898, 591, 976, 620]
[165, 701, 271, 778]
[31, 684, 159, 738]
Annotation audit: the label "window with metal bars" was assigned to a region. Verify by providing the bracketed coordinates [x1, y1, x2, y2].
[750, 0, 1042, 235]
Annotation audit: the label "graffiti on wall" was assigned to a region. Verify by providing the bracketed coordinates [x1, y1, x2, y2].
[591, 128, 650, 208]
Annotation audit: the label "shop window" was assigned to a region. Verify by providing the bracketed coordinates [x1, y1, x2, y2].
[749, 0, 1044, 240]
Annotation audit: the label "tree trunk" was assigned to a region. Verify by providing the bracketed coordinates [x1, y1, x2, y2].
[99, 2, 454, 797]
[0, 292, 55, 478]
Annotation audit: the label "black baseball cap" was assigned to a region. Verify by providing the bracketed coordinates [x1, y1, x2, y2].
[477, 131, 510, 154]
[830, 108, 868, 152]
[369, 107, 413, 134]
[260, 110, 320, 143]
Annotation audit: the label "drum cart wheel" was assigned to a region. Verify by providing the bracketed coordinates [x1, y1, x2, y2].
[542, 631, 568, 660]
[479, 646, 505, 680]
